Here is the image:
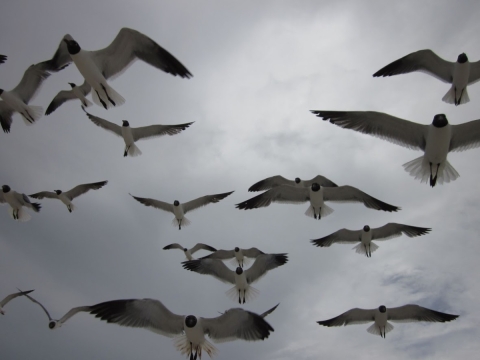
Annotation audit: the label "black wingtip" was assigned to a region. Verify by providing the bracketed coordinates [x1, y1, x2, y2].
[274, 254, 288, 266]
[32, 203, 41, 212]
[182, 259, 201, 272]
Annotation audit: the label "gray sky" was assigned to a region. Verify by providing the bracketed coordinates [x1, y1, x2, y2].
[1, 0, 480, 359]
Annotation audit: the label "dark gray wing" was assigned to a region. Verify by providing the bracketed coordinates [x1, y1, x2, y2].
[449, 119, 480, 152]
[16, 193, 41, 212]
[236, 186, 310, 210]
[245, 254, 288, 284]
[303, 175, 338, 187]
[45, 81, 91, 115]
[0, 101, 15, 133]
[373, 49, 454, 83]
[163, 243, 184, 251]
[11, 64, 50, 103]
[242, 248, 265, 258]
[323, 186, 400, 212]
[387, 304, 459, 323]
[129, 194, 173, 214]
[182, 191, 234, 214]
[89, 298, 184, 337]
[311, 228, 363, 247]
[132, 122, 193, 142]
[190, 243, 217, 254]
[311, 110, 428, 150]
[92, 28, 192, 80]
[83, 108, 122, 136]
[28, 191, 58, 200]
[202, 308, 274, 343]
[260, 303, 279, 318]
[372, 223, 431, 241]
[64, 180, 108, 200]
[248, 175, 295, 192]
[317, 308, 376, 327]
[37, 36, 71, 73]
[182, 259, 235, 284]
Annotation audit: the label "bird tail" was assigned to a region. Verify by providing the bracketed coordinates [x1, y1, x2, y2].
[352, 242, 379, 255]
[442, 85, 470, 105]
[28, 202, 41, 213]
[367, 322, 394, 337]
[9, 208, 31, 222]
[125, 143, 142, 157]
[230, 257, 250, 267]
[174, 334, 217, 359]
[225, 285, 259, 304]
[91, 83, 125, 109]
[403, 156, 459, 187]
[21, 105, 43, 125]
[171, 217, 191, 229]
[304, 204, 334, 219]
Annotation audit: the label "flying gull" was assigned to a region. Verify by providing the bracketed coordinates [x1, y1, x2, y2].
[311, 223, 431, 257]
[236, 183, 399, 219]
[130, 191, 234, 229]
[248, 175, 338, 192]
[311, 111, 480, 187]
[0, 185, 41, 221]
[163, 243, 217, 260]
[29, 180, 108, 212]
[83, 107, 193, 157]
[182, 253, 288, 304]
[200, 247, 266, 268]
[0, 289, 34, 315]
[45, 81, 92, 115]
[317, 304, 458, 338]
[45, 28, 193, 111]
[373, 50, 480, 105]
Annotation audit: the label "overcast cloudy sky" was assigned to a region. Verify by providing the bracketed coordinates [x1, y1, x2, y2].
[1, 0, 480, 359]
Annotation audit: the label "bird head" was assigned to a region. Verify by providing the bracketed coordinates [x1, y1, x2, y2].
[363, 225, 370, 232]
[457, 53, 468, 63]
[235, 267, 243, 275]
[295, 177, 301, 184]
[122, 120, 130, 127]
[432, 114, 448, 128]
[185, 315, 197, 328]
[68, 83, 76, 88]
[311, 183, 320, 192]
[183, 248, 188, 252]
[2, 185, 11, 193]
[0, 89, 4, 96]
[49, 320, 61, 329]
[54, 190, 62, 195]
[234, 247, 240, 252]
[63, 35, 81, 55]
[174, 200, 180, 206]
[379, 305, 387, 313]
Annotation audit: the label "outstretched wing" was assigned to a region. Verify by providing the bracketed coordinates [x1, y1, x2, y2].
[0, 101, 15, 133]
[28, 191, 57, 200]
[317, 308, 376, 327]
[64, 180, 108, 200]
[182, 259, 235, 284]
[129, 194, 173, 214]
[83, 108, 122, 137]
[236, 186, 310, 210]
[0, 289, 34, 307]
[387, 304, 459, 323]
[245, 254, 288, 284]
[323, 186, 400, 212]
[311, 228, 362, 247]
[182, 191, 234, 214]
[247, 175, 295, 192]
[46, 81, 91, 115]
[132, 122, 193, 142]
[11, 63, 51, 103]
[190, 243, 217, 254]
[449, 119, 480, 152]
[304, 175, 338, 188]
[372, 223, 431, 241]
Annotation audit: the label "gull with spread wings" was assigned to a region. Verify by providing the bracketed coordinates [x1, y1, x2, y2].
[248, 175, 338, 192]
[1, 185, 41, 221]
[163, 243, 217, 260]
[0, 289, 34, 315]
[45, 81, 92, 115]
[200, 247, 266, 268]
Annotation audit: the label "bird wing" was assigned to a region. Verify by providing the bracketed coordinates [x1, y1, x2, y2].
[0, 101, 15, 133]
[242, 247, 266, 258]
[0, 55, 6, 64]
[387, 304, 459, 323]
[260, 303, 279, 319]
[83, 108, 122, 137]
[129, 194, 173, 214]
[28, 191, 58, 200]
[182, 259, 235, 284]
[0, 289, 34, 307]
[190, 243, 217, 254]
[449, 119, 480, 152]
[202, 308, 274, 343]
[304, 175, 338, 187]
[317, 308, 377, 327]
[311, 228, 363, 247]
[37, 36, 72, 73]
[64, 180, 108, 200]
[311, 110, 428, 151]
[21, 292, 53, 321]
[11, 63, 51, 103]
[247, 175, 294, 192]
[372, 223, 431, 241]
[323, 186, 400, 212]
[468, 60, 480, 84]
[182, 191, 234, 214]
[245, 253, 288, 284]
[45, 81, 91, 115]
[57, 306, 92, 325]
[199, 249, 235, 260]
[91, 28, 192, 80]
[89, 298, 185, 337]
[131, 122, 193, 142]
[0, 192, 5, 204]
[372, 49, 454, 83]
[236, 186, 310, 210]
[163, 243, 184, 251]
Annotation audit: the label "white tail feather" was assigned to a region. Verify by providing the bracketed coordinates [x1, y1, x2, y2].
[403, 156, 459, 185]
[174, 335, 217, 359]
[304, 204, 334, 219]
[91, 83, 125, 109]
[225, 285, 259, 304]
[126, 143, 142, 157]
[172, 217, 191, 229]
[21, 105, 43, 125]
[67, 203, 76, 212]
[442, 86, 470, 105]
[366, 322, 394, 337]
[352, 242, 379, 255]
[8, 207, 31, 222]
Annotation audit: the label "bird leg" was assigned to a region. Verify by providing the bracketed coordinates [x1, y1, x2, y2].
[238, 289, 241, 304]
[124, 146, 129, 157]
[429, 162, 438, 187]
[95, 89, 108, 109]
[68, 205, 72, 213]
[101, 84, 116, 106]
[243, 290, 246, 304]
[189, 342, 194, 360]
[23, 109, 35, 123]
[178, 219, 182, 230]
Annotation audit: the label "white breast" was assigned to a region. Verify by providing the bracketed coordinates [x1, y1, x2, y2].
[121, 127, 135, 146]
[453, 61, 470, 87]
[70, 50, 105, 88]
[361, 230, 372, 245]
[424, 124, 451, 164]
[173, 205, 184, 219]
[184, 319, 206, 346]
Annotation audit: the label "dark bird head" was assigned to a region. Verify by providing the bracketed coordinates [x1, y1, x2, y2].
[63, 35, 81, 55]
[2, 185, 11, 193]
[174, 200, 180, 206]
[432, 114, 448, 128]
[0, 89, 4, 96]
[363, 225, 370, 232]
[311, 183, 320, 192]
[185, 315, 197, 328]
[295, 177, 301, 184]
[183, 248, 188, 252]
[68, 83, 76, 88]
[122, 120, 130, 127]
[54, 190, 62, 195]
[234, 247, 240, 252]
[379, 305, 387, 313]
[236, 267, 243, 275]
[48, 320, 58, 329]
[457, 53, 468, 63]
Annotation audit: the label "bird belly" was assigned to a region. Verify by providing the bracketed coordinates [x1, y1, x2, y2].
[453, 62, 470, 87]
[71, 51, 106, 89]
[59, 194, 71, 207]
[0, 91, 27, 112]
[424, 125, 451, 164]
[235, 273, 249, 291]
[4, 192, 21, 209]
[309, 190, 324, 212]
[184, 323, 205, 347]
[173, 206, 184, 220]
[121, 127, 135, 146]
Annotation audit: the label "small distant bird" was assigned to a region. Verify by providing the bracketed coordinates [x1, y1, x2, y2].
[236, 183, 399, 219]
[311, 223, 431, 257]
[248, 175, 338, 192]
[0, 55, 6, 64]
[182, 254, 288, 304]
[200, 247, 266, 268]
[45, 81, 92, 115]
[130, 191, 234, 229]
[0, 185, 41, 221]
[373, 50, 480, 106]
[29, 180, 108, 212]
[0, 289, 34, 315]
[163, 243, 217, 260]
[317, 304, 459, 338]
[83, 107, 194, 157]
[311, 111, 480, 187]
[46, 28, 193, 110]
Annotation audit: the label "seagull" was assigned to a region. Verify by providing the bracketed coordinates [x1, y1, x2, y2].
[0, 55, 6, 64]
[248, 175, 338, 192]
[236, 183, 399, 219]
[83, 107, 194, 157]
[45, 81, 92, 115]
[18, 290, 89, 329]
[130, 191, 234, 229]
[311, 223, 431, 257]
[182, 253, 288, 304]
[317, 304, 459, 338]
[311, 111, 480, 187]
[46, 28, 193, 110]
[200, 247, 266, 268]
[373, 50, 480, 106]
[0, 185, 41, 221]
[163, 243, 217, 260]
[0, 289, 34, 315]
[29, 180, 108, 212]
